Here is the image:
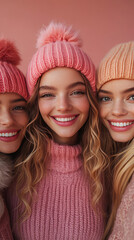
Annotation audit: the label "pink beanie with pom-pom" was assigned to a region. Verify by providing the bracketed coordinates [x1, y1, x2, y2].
[27, 22, 96, 95]
[0, 39, 29, 100]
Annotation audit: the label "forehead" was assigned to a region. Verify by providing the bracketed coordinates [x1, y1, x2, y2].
[100, 79, 134, 92]
[0, 93, 25, 103]
[39, 67, 84, 87]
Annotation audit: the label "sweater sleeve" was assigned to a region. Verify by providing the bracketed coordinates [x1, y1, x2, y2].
[108, 175, 134, 240]
[0, 205, 13, 240]
[108, 201, 134, 240]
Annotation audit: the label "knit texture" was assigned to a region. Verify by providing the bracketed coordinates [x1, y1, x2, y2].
[97, 41, 134, 90]
[0, 154, 13, 239]
[0, 206, 13, 240]
[0, 39, 29, 100]
[7, 141, 105, 240]
[26, 22, 96, 95]
[109, 174, 134, 240]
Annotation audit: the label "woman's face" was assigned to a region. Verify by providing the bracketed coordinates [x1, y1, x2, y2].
[0, 93, 28, 153]
[38, 67, 90, 145]
[98, 79, 134, 142]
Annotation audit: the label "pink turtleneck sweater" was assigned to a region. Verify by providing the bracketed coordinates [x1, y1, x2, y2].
[7, 141, 105, 240]
[108, 174, 134, 240]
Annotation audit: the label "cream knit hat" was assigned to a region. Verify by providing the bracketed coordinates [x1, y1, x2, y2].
[97, 41, 134, 90]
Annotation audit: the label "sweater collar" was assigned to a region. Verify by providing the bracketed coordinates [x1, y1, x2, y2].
[47, 141, 83, 173]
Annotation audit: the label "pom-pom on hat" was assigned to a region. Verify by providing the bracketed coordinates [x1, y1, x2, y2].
[26, 22, 96, 95]
[97, 41, 134, 90]
[0, 39, 29, 100]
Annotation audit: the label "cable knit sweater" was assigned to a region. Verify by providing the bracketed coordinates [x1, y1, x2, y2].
[109, 174, 134, 240]
[7, 141, 105, 240]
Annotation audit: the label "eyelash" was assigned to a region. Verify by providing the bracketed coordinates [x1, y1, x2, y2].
[40, 90, 86, 98]
[98, 94, 134, 102]
[128, 95, 134, 101]
[71, 90, 85, 96]
[98, 96, 111, 102]
[40, 93, 54, 98]
[13, 105, 26, 111]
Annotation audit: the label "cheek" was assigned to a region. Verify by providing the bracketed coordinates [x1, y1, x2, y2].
[23, 115, 29, 126]
[38, 101, 51, 117]
[16, 113, 29, 127]
[127, 105, 134, 115]
[99, 104, 108, 119]
[75, 98, 90, 113]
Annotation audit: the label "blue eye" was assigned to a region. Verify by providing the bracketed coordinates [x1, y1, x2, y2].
[13, 106, 26, 111]
[99, 96, 111, 102]
[129, 95, 134, 101]
[40, 93, 54, 98]
[71, 90, 85, 96]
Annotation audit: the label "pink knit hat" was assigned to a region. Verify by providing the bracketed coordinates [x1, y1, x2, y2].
[26, 22, 96, 95]
[0, 39, 29, 100]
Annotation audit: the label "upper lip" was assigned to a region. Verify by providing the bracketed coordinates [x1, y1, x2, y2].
[108, 120, 134, 123]
[0, 129, 19, 133]
[51, 114, 78, 118]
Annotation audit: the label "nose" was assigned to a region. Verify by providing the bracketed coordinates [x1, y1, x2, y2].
[111, 100, 127, 117]
[56, 95, 72, 112]
[0, 109, 14, 126]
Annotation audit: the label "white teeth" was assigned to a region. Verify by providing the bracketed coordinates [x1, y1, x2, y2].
[54, 116, 76, 122]
[111, 122, 133, 127]
[0, 132, 17, 137]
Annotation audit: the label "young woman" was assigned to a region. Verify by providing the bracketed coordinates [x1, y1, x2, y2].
[7, 22, 107, 240]
[0, 39, 29, 239]
[97, 41, 134, 240]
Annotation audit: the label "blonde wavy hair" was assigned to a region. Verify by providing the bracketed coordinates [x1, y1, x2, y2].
[15, 73, 108, 221]
[101, 128, 134, 239]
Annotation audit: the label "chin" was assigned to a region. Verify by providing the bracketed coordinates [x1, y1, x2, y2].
[1, 149, 17, 154]
[1, 145, 20, 154]
[111, 134, 133, 143]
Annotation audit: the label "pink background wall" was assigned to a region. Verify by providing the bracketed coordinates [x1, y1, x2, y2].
[0, 0, 134, 74]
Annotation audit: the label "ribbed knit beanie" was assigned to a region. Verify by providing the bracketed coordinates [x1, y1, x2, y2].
[26, 22, 96, 95]
[0, 39, 29, 100]
[97, 41, 134, 90]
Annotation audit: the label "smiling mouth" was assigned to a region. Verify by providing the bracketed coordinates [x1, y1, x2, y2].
[110, 121, 134, 127]
[53, 115, 78, 122]
[0, 132, 18, 137]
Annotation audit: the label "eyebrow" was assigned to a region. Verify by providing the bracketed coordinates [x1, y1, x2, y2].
[39, 81, 86, 91]
[123, 87, 134, 93]
[98, 89, 111, 94]
[0, 99, 26, 105]
[99, 87, 134, 94]
[10, 98, 26, 103]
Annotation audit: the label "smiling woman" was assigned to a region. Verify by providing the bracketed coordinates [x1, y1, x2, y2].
[0, 93, 28, 154]
[0, 39, 29, 239]
[6, 22, 107, 240]
[38, 67, 90, 145]
[98, 79, 134, 142]
[97, 41, 134, 240]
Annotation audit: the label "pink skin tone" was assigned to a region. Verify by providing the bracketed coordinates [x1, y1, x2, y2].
[0, 93, 28, 153]
[38, 67, 90, 145]
[98, 79, 134, 142]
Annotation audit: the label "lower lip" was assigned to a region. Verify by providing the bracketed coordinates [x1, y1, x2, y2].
[0, 132, 19, 142]
[109, 122, 134, 132]
[51, 116, 79, 126]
